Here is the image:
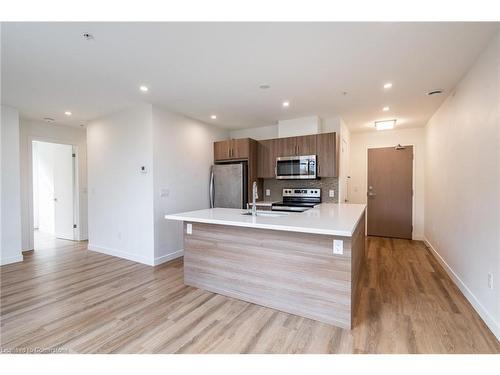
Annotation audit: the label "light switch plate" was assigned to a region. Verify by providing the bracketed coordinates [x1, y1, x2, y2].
[186, 223, 192, 235]
[329, 189, 335, 198]
[160, 188, 169, 198]
[333, 240, 343, 255]
[266, 189, 271, 196]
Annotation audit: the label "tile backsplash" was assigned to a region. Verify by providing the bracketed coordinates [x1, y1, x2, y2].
[262, 178, 339, 203]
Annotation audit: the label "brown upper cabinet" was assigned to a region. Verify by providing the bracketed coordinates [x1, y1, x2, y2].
[276, 135, 317, 157]
[254, 132, 338, 178]
[258, 138, 279, 178]
[214, 138, 250, 161]
[231, 138, 250, 159]
[316, 132, 339, 177]
[296, 134, 317, 155]
[214, 140, 231, 161]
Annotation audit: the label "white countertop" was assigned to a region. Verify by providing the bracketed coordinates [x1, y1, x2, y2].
[165, 203, 366, 237]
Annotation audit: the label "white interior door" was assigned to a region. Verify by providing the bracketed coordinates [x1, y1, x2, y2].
[35, 141, 56, 234]
[53, 143, 75, 240]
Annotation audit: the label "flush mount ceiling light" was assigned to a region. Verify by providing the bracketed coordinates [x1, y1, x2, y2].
[139, 85, 149, 92]
[427, 89, 444, 96]
[43, 117, 55, 123]
[282, 101, 290, 108]
[210, 115, 217, 120]
[375, 119, 396, 130]
[382, 106, 390, 112]
[64, 111, 72, 116]
[259, 84, 271, 90]
[383, 82, 393, 89]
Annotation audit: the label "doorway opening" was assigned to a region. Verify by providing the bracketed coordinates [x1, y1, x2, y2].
[32, 140, 77, 250]
[366, 145, 414, 239]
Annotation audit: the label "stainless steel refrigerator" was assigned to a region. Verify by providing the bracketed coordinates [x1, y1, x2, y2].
[209, 162, 248, 209]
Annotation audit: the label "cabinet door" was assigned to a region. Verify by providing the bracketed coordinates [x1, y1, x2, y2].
[214, 140, 231, 161]
[258, 139, 278, 178]
[316, 132, 338, 177]
[276, 137, 297, 157]
[296, 134, 317, 155]
[231, 138, 250, 159]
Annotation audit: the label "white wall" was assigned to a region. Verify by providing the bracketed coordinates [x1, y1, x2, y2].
[349, 127, 426, 239]
[424, 31, 500, 339]
[338, 119, 351, 203]
[1, 105, 23, 265]
[19, 119, 87, 250]
[229, 124, 278, 140]
[278, 116, 321, 138]
[86, 104, 228, 266]
[87, 104, 155, 265]
[229, 116, 344, 140]
[153, 107, 228, 264]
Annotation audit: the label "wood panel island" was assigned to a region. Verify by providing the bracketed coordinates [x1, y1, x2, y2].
[165, 203, 366, 329]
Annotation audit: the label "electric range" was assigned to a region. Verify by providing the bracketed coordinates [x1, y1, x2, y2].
[271, 188, 321, 212]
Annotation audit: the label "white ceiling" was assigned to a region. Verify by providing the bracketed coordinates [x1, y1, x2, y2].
[1, 22, 498, 132]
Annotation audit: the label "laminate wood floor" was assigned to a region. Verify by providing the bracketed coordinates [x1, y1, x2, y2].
[1, 236, 498, 354]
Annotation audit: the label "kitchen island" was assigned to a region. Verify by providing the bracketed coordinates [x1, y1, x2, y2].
[165, 203, 366, 329]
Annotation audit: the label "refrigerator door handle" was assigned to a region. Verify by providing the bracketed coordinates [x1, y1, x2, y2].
[209, 167, 215, 208]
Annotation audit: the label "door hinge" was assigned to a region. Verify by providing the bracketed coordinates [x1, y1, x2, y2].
[73, 224, 77, 229]
[72, 153, 76, 157]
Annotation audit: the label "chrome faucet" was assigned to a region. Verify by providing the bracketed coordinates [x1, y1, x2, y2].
[251, 181, 258, 216]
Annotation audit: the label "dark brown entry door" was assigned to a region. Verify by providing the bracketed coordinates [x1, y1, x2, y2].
[367, 146, 413, 239]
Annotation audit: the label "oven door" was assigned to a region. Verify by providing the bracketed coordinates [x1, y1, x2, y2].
[275, 155, 316, 179]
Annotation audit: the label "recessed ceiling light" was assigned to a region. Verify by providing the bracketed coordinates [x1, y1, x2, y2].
[64, 111, 72, 116]
[140, 85, 149, 92]
[382, 106, 390, 112]
[282, 101, 290, 108]
[383, 83, 393, 89]
[375, 119, 396, 131]
[259, 84, 271, 90]
[43, 117, 55, 123]
[210, 115, 217, 120]
[427, 89, 444, 96]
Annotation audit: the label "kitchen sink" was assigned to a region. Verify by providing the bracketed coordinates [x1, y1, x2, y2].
[241, 211, 289, 217]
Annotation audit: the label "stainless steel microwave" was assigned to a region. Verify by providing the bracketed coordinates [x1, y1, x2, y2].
[275, 155, 317, 179]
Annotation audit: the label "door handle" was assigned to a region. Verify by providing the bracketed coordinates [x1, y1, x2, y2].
[367, 191, 376, 197]
[209, 168, 215, 208]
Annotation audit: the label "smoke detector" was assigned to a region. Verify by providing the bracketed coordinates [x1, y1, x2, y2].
[43, 117, 55, 123]
[83, 33, 94, 41]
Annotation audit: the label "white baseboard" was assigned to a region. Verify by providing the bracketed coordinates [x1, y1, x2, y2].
[424, 237, 500, 341]
[87, 244, 184, 267]
[87, 243, 154, 266]
[0, 254, 24, 266]
[154, 250, 184, 266]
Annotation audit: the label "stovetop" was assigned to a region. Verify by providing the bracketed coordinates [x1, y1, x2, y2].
[271, 188, 321, 212]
